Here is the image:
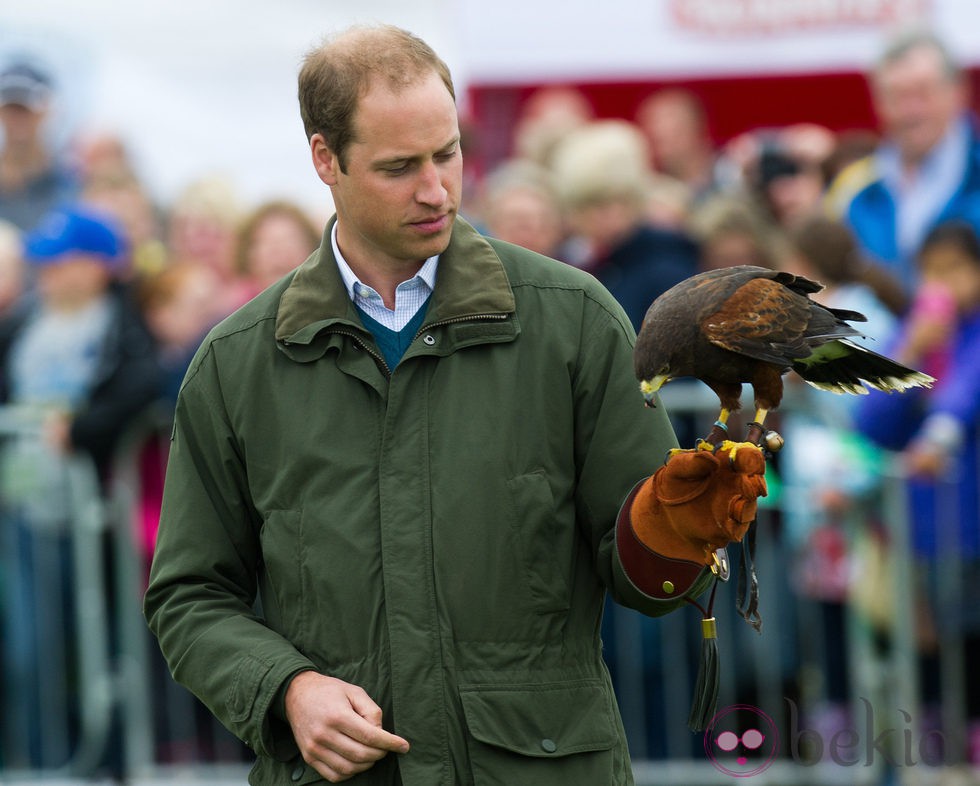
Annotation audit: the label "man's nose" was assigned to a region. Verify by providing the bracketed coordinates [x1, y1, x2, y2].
[416, 162, 448, 206]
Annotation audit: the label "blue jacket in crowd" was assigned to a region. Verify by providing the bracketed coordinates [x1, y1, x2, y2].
[855, 311, 980, 558]
[834, 117, 980, 293]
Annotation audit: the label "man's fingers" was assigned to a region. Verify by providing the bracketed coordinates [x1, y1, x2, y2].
[339, 712, 410, 754]
[306, 750, 373, 783]
[285, 672, 409, 783]
[346, 686, 385, 726]
[304, 727, 408, 783]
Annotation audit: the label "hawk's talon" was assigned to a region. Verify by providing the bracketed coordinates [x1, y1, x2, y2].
[695, 439, 715, 452]
[665, 447, 697, 462]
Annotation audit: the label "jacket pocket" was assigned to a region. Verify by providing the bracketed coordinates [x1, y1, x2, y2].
[459, 680, 621, 786]
[506, 471, 571, 614]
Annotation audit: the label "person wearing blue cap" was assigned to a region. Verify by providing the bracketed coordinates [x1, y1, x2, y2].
[0, 203, 161, 768]
[0, 57, 80, 232]
[1, 204, 160, 469]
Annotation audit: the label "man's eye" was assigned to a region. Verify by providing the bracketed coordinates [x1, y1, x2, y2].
[384, 165, 409, 176]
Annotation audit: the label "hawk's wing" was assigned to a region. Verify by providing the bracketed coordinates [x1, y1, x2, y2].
[700, 277, 813, 366]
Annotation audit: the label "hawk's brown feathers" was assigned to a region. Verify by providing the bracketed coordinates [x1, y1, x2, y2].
[635, 265, 934, 425]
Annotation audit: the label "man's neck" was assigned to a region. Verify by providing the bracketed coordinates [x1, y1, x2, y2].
[333, 222, 426, 309]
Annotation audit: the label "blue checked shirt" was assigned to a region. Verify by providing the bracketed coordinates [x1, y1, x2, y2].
[332, 222, 438, 331]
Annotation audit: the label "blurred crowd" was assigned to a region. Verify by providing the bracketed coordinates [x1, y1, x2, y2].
[3, 21, 980, 775]
[461, 24, 980, 768]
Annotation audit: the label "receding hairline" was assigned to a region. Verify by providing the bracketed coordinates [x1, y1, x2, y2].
[309, 24, 455, 96]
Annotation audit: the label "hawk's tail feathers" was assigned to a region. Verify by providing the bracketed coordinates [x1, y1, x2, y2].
[793, 340, 936, 395]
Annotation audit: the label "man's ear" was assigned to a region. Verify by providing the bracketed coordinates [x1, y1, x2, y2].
[311, 133, 340, 186]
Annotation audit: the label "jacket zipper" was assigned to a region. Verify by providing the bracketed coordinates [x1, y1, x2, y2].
[413, 312, 509, 340]
[330, 329, 392, 375]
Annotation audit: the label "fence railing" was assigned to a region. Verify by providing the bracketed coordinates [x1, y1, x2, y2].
[0, 387, 972, 783]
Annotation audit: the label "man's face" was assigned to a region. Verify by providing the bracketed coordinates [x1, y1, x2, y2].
[873, 45, 965, 165]
[312, 71, 462, 273]
[0, 102, 46, 146]
[37, 254, 111, 310]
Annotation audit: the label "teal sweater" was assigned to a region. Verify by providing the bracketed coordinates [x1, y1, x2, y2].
[355, 297, 431, 370]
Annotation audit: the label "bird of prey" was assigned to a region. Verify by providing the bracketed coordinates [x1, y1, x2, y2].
[635, 265, 935, 446]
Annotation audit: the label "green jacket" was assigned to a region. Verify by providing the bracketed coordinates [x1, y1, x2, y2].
[144, 217, 712, 785]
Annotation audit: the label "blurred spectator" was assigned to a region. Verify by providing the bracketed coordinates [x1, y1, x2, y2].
[83, 165, 167, 279]
[856, 219, 980, 761]
[138, 262, 221, 408]
[71, 129, 133, 183]
[644, 171, 694, 232]
[823, 128, 880, 184]
[784, 211, 907, 322]
[777, 215, 900, 743]
[233, 199, 321, 301]
[0, 57, 79, 232]
[687, 193, 785, 272]
[785, 215, 898, 352]
[0, 204, 161, 474]
[134, 261, 221, 566]
[829, 27, 980, 293]
[511, 85, 594, 169]
[0, 220, 26, 318]
[550, 120, 698, 330]
[635, 88, 726, 202]
[0, 204, 161, 768]
[478, 158, 566, 258]
[166, 175, 249, 318]
[750, 124, 837, 229]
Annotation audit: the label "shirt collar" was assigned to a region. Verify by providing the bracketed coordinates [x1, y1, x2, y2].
[331, 221, 439, 301]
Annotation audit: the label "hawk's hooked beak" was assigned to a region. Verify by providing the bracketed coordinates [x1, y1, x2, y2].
[640, 375, 669, 408]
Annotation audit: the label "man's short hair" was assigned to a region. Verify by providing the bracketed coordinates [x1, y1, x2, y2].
[872, 26, 961, 83]
[298, 24, 455, 173]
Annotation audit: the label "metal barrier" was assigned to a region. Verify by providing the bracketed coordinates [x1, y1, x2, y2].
[0, 405, 251, 783]
[0, 388, 974, 784]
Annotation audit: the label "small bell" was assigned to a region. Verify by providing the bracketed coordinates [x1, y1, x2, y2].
[763, 429, 785, 454]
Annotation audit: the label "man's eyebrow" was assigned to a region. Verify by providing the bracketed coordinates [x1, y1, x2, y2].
[373, 136, 461, 169]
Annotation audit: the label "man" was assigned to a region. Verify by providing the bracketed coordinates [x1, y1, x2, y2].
[144, 25, 766, 785]
[549, 120, 700, 332]
[829, 27, 980, 293]
[0, 58, 79, 231]
[634, 88, 723, 204]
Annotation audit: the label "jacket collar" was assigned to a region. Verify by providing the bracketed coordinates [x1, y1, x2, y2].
[275, 215, 515, 346]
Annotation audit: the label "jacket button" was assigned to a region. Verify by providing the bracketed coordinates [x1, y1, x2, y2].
[541, 738, 557, 753]
[422, 334, 436, 345]
[291, 763, 305, 781]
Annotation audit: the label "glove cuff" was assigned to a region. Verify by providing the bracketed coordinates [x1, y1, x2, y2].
[615, 477, 708, 600]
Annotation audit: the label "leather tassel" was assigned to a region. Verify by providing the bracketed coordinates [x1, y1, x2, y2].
[688, 615, 720, 732]
[685, 575, 721, 732]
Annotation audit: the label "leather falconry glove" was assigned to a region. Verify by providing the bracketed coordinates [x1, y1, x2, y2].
[629, 442, 768, 566]
[625, 441, 768, 732]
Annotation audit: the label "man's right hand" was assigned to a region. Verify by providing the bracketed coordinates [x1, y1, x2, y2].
[285, 671, 410, 783]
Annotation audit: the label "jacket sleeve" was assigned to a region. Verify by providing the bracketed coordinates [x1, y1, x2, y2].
[143, 341, 316, 761]
[570, 287, 714, 617]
